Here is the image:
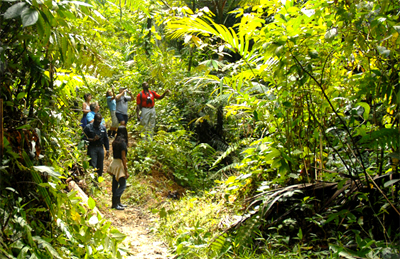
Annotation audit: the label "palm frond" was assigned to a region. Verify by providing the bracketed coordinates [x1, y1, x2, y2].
[167, 15, 253, 60]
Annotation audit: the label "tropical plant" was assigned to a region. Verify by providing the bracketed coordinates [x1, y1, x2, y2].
[163, 0, 400, 256]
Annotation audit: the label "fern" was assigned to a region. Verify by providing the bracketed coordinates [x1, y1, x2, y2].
[210, 232, 227, 253]
[235, 215, 261, 247]
[212, 137, 253, 168]
[208, 163, 240, 181]
[192, 143, 216, 167]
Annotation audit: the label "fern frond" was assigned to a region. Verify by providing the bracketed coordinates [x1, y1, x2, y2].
[210, 232, 227, 252]
[211, 163, 239, 179]
[212, 144, 240, 168]
[212, 137, 254, 168]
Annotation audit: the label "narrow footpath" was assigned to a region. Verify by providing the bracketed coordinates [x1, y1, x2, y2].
[94, 136, 180, 259]
[100, 192, 171, 259]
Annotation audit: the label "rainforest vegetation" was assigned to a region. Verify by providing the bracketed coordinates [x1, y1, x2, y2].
[1, 0, 400, 258]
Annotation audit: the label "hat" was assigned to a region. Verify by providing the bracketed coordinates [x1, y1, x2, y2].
[119, 87, 127, 91]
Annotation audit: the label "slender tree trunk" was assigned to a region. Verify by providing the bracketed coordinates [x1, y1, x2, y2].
[145, 18, 152, 56]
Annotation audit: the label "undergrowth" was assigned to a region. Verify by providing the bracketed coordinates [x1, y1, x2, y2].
[150, 189, 238, 259]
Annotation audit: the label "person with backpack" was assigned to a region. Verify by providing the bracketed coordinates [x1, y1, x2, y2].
[83, 113, 109, 182]
[107, 126, 129, 210]
[136, 81, 170, 140]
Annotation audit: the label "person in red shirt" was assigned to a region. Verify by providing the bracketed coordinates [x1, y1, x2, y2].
[136, 81, 170, 140]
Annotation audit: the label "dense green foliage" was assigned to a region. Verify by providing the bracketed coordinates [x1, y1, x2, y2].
[1, 0, 400, 258]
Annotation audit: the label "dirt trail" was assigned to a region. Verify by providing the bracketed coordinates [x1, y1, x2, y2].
[101, 200, 171, 259]
[96, 136, 180, 259]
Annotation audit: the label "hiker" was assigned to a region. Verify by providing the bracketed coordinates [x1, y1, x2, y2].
[83, 113, 109, 181]
[80, 93, 92, 128]
[86, 103, 98, 124]
[86, 102, 105, 126]
[106, 88, 118, 138]
[115, 87, 134, 126]
[107, 126, 129, 210]
[136, 81, 170, 140]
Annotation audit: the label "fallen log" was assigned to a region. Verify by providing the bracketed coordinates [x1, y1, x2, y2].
[67, 180, 103, 217]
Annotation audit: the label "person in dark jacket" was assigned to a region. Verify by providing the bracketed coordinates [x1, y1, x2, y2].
[83, 113, 109, 181]
[107, 126, 129, 210]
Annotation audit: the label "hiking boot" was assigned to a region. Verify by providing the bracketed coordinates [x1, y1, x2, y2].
[112, 196, 124, 210]
[117, 196, 127, 207]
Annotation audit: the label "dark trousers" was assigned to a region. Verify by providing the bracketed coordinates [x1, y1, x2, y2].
[88, 145, 104, 177]
[112, 175, 126, 197]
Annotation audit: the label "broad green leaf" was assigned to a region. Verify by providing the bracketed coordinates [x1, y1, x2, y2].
[212, 60, 218, 70]
[33, 165, 61, 180]
[264, 148, 281, 161]
[109, 229, 126, 241]
[355, 102, 370, 120]
[16, 92, 26, 100]
[88, 196, 95, 210]
[21, 8, 39, 27]
[337, 179, 347, 190]
[4, 2, 27, 19]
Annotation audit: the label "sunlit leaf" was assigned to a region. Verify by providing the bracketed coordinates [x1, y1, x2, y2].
[4, 2, 27, 19]
[88, 196, 96, 210]
[324, 28, 337, 42]
[88, 215, 98, 225]
[109, 229, 126, 241]
[21, 8, 39, 27]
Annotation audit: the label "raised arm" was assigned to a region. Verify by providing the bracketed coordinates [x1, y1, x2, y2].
[159, 89, 170, 100]
[111, 87, 116, 99]
[116, 89, 126, 100]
